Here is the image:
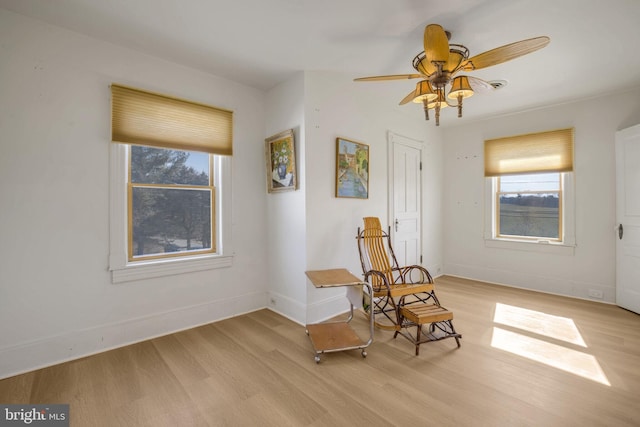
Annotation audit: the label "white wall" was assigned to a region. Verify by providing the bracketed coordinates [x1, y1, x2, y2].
[442, 88, 640, 303]
[0, 10, 268, 379]
[303, 71, 445, 322]
[264, 73, 308, 323]
[263, 71, 447, 325]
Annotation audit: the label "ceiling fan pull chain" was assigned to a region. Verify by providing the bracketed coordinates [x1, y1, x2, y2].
[457, 93, 463, 118]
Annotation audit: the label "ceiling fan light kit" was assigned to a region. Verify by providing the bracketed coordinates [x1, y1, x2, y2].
[355, 24, 550, 126]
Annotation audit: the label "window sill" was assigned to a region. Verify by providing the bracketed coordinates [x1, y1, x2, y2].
[484, 238, 575, 255]
[110, 254, 233, 284]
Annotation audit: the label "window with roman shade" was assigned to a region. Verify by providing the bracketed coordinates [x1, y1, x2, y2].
[108, 84, 234, 281]
[483, 128, 575, 248]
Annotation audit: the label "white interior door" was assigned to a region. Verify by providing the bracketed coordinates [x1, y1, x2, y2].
[616, 124, 640, 314]
[388, 132, 422, 266]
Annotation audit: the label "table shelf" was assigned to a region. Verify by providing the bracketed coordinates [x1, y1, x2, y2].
[305, 269, 374, 363]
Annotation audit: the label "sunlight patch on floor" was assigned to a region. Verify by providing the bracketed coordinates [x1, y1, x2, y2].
[491, 304, 610, 386]
[494, 303, 586, 347]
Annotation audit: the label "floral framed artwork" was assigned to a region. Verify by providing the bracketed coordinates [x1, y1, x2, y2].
[336, 137, 369, 199]
[265, 129, 297, 193]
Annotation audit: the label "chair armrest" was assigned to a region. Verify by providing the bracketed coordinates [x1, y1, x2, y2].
[363, 269, 392, 293]
[397, 265, 433, 284]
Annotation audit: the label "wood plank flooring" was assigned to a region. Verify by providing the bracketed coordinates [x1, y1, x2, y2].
[1, 275, 639, 426]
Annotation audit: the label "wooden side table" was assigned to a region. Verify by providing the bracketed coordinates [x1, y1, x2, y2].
[305, 268, 374, 363]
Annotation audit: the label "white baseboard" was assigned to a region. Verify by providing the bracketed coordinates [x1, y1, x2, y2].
[305, 292, 351, 324]
[0, 291, 266, 380]
[265, 289, 350, 325]
[266, 290, 307, 325]
[443, 271, 616, 306]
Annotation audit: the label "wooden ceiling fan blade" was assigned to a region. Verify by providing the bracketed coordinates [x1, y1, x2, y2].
[424, 24, 450, 63]
[354, 74, 422, 82]
[399, 89, 418, 105]
[461, 36, 550, 71]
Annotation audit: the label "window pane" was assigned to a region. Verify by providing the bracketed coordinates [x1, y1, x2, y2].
[499, 193, 559, 239]
[132, 187, 211, 257]
[499, 173, 559, 192]
[131, 146, 209, 185]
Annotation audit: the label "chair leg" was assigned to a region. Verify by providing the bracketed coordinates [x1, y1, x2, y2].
[415, 324, 422, 355]
[449, 320, 462, 347]
[393, 304, 403, 339]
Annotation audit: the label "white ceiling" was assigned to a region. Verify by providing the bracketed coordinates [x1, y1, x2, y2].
[2, 0, 640, 124]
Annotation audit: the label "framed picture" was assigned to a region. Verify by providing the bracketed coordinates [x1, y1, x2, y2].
[336, 137, 369, 199]
[265, 129, 297, 193]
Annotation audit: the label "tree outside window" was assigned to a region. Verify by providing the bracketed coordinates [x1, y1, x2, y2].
[129, 146, 215, 260]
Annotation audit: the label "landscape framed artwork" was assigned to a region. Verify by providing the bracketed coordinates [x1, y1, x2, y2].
[336, 137, 369, 199]
[265, 129, 297, 193]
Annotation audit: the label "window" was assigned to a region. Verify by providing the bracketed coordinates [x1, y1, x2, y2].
[109, 84, 233, 283]
[129, 146, 215, 260]
[484, 129, 575, 252]
[497, 173, 561, 241]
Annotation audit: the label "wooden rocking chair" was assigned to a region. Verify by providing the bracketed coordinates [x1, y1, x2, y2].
[356, 217, 461, 354]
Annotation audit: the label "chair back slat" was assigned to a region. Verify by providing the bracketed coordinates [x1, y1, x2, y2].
[361, 217, 394, 286]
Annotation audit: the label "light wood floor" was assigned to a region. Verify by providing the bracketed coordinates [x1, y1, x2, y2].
[2, 276, 640, 426]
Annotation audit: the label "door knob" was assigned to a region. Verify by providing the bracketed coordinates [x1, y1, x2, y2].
[395, 219, 399, 232]
[618, 224, 624, 240]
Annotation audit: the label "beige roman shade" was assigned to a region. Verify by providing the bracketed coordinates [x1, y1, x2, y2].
[484, 128, 574, 176]
[111, 84, 233, 155]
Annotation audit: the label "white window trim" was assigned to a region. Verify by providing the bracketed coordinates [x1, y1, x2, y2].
[484, 173, 575, 255]
[108, 143, 233, 284]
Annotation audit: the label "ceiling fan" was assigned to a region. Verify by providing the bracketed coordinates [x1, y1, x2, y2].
[354, 24, 550, 125]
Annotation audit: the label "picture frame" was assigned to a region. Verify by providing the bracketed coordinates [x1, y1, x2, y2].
[265, 129, 297, 193]
[336, 137, 369, 199]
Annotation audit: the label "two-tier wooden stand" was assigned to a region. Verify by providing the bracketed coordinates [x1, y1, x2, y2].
[305, 269, 374, 363]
